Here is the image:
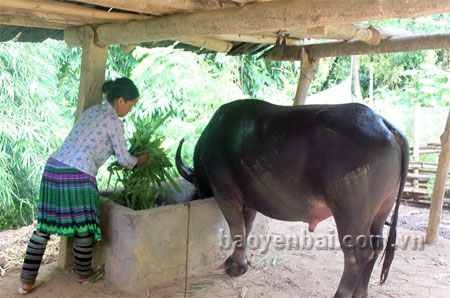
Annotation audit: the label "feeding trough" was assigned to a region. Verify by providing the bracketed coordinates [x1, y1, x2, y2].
[93, 179, 269, 294]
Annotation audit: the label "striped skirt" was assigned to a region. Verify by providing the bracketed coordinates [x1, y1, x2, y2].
[36, 158, 102, 242]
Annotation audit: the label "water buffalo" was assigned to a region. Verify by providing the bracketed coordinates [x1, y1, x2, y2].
[176, 100, 408, 298]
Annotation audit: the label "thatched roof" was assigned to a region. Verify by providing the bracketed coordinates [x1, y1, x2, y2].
[0, 1, 449, 55]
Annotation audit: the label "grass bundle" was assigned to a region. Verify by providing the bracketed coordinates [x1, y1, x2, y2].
[107, 113, 179, 210]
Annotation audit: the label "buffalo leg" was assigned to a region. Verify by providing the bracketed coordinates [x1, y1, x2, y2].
[224, 206, 256, 268]
[353, 204, 394, 298]
[207, 166, 251, 276]
[334, 217, 374, 298]
[243, 206, 257, 237]
[216, 197, 250, 276]
[351, 227, 383, 298]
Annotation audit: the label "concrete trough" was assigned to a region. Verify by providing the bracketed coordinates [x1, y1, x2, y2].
[93, 181, 268, 294]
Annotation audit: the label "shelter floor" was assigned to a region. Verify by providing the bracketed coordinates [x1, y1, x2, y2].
[1, 214, 450, 297]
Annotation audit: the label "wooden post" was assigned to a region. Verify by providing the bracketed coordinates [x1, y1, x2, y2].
[413, 103, 421, 189]
[351, 55, 363, 103]
[293, 48, 319, 105]
[58, 26, 108, 268]
[426, 109, 450, 244]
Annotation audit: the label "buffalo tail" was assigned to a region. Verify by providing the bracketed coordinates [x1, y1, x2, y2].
[380, 120, 409, 284]
[176, 138, 195, 183]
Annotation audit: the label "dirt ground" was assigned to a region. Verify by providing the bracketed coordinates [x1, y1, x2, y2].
[1, 203, 449, 298]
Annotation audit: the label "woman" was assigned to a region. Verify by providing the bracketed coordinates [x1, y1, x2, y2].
[19, 77, 148, 294]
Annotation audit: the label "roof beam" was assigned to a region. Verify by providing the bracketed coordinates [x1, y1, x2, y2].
[93, 0, 450, 46]
[0, 14, 70, 29]
[264, 33, 450, 61]
[0, 7, 85, 27]
[65, 25, 234, 52]
[288, 24, 412, 43]
[71, 0, 239, 16]
[0, 0, 148, 23]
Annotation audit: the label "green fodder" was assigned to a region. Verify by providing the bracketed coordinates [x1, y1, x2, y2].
[106, 113, 179, 210]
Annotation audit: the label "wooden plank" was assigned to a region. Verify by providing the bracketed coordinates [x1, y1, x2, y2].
[265, 33, 450, 61]
[58, 26, 108, 268]
[409, 149, 441, 154]
[409, 162, 438, 170]
[94, 0, 450, 45]
[71, 0, 240, 16]
[406, 173, 431, 181]
[403, 186, 429, 195]
[426, 109, 450, 244]
[0, 0, 148, 23]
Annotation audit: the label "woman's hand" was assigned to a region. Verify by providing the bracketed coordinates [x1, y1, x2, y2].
[136, 153, 148, 165]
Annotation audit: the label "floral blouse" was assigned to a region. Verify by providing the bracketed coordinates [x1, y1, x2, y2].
[51, 102, 137, 177]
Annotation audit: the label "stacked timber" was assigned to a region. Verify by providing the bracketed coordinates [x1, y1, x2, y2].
[404, 144, 450, 207]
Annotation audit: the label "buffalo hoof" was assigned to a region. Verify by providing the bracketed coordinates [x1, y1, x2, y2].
[225, 263, 248, 277]
[225, 255, 251, 268]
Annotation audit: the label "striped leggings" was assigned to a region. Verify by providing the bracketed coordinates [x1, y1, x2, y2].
[20, 231, 94, 283]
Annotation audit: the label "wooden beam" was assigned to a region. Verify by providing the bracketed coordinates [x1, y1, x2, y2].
[426, 109, 450, 244]
[0, 0, 148, 22]
[0, 15, 70, 29]
[93, 0, 450, 45]
[58, 26, 108, 268]
[65, 26, 233, 52]
[71, 0, 239, 16]
[265, 33, 450, 61]
[0, 7, 85, 26]
[289, 24, 411, 43]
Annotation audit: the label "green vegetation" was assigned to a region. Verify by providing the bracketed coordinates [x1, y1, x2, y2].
[1, 14, 449, 230]
[106, 113, 178, 210]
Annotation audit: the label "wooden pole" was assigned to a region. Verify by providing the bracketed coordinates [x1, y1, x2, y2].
[58, 26, 108, 268]
[265, 33, 450, 61]
[426, 109, 450, 244]
[351, 56, 363, 103]
[413, 103, 422, 189]
[293, 49, 319, 106]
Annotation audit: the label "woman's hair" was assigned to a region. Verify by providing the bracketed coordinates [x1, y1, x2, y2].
[102, 78, 139, 103]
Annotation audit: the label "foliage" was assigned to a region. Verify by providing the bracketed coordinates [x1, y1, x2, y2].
[0, 40, 76, 230]
[374, 61, 449, 107]
[106, 114, 178, 210]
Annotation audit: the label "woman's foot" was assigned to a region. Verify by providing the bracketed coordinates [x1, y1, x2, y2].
[21, 282, 34, 292]
[18, 279, 43, 295]
[76, 265, 104, 284]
